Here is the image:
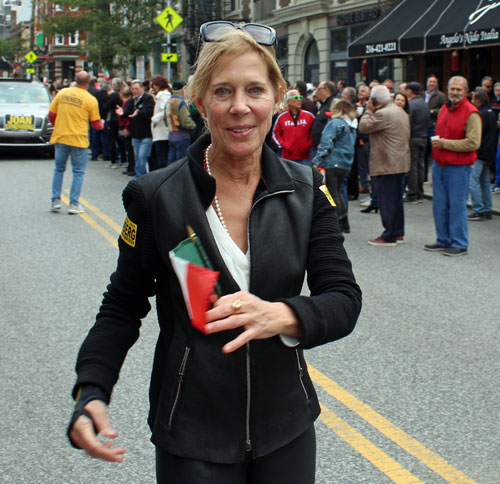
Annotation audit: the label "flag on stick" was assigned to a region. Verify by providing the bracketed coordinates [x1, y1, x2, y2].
[169, 227, 220, 333]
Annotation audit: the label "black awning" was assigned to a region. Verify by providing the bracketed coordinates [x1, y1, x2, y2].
[347, 0, 435, 58]
[425, 0, 500, 51]
[348, 0, 500, 58]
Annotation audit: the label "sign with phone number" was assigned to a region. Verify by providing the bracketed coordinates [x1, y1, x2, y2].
[365, 42, 397, 54]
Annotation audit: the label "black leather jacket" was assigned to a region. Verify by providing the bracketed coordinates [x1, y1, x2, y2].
[73, 133, 361, 463]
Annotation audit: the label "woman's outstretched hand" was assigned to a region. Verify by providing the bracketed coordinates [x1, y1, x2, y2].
[69, 400, 126, 462]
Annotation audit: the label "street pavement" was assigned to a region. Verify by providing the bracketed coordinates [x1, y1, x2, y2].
[1, 152, 499, 484]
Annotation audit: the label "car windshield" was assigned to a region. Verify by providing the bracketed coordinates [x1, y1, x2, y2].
[0, 83, 51, 104]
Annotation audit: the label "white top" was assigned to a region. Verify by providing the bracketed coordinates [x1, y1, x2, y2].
[206, 205, 300, 347]
[151, 90, 171, 141]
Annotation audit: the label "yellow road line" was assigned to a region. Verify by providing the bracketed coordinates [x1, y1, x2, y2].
[63, 190, 122, 234]
[319, 403, 424, 483]
[61, 193, 477, 484]
[60, 194, 118, 248]
[310, 365, 477, 484]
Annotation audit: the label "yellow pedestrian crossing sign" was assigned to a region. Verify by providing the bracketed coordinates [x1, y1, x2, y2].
[26, 68, 35, 73]
[156, 6, 183, 33]
[161, 53, 179, 63]
[25, 51, 38, 64]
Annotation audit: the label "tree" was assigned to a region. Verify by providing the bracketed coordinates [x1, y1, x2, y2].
[0, 37, 24, 61]
[41, 0, 171, 71]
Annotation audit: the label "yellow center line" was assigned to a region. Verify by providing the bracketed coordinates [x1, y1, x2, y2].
[309, 365, 477, 484]
[62, 194, 478, 484]
[60, 194, 118, 248]
[63, 190, 122, 234]
[319, 403, 424, 483]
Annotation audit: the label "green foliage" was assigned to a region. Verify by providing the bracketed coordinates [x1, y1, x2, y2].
[0, 37, 24, 60]
[41, 0, 169, 70]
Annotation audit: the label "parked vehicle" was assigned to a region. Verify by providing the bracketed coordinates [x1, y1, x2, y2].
[0, 78, 54, 155]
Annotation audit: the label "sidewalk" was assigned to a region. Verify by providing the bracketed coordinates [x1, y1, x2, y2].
[423, 173, 500, 215]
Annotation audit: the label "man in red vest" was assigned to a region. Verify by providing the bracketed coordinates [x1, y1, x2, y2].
[425, 76, 482, 256]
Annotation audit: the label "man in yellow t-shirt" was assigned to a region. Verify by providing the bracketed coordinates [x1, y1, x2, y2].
[49, 71, 103, 214]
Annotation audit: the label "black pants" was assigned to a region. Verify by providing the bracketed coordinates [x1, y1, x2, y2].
[407, 137, 427, 201]
[154, 140, 169, 169]
[156, 425, 316, 484]
[325, 167, 349, 229]
[374, 173, 405, 242]
[119, 135, 135, 173]
[106, 119, 120, 164]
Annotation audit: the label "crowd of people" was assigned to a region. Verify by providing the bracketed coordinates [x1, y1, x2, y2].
[269, 73, 500, 255]
[48, 70, 499, 252]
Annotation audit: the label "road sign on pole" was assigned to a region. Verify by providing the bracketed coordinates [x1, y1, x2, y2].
[25, 51, 38, 64]
[156, 7, 183, 33]
[161, 53, 179, 63]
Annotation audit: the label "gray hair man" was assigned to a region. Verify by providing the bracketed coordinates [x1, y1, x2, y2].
[427, 76, 482, 256]
[359, 85, 410, 246]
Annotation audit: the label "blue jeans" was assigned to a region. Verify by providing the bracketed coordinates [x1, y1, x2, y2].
[51, 143, 88, 206]
[432, 162, 471, 250]
[132, 137, 153, 179]
[470, 159, 492, 213]
[168, 138, 191, 165]
[495, 133, 500, 186]
[295, 158, 312, 167]
[90, 126, 108, 159]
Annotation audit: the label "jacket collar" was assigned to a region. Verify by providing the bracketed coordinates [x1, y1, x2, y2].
[186, 132, 295, 209]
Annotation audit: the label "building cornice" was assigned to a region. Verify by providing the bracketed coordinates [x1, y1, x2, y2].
[268, 0, 382, 27]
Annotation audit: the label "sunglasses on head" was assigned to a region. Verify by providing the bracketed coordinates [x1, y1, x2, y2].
[200, 21, 277, 46]
[288, 95, 303, 100]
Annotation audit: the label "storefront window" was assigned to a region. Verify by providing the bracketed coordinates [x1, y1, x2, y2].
[331, 60, 348, 83]
[330, 24, 372, 84]
[331, 29, 348, 54]
[277, 36, 289, 80]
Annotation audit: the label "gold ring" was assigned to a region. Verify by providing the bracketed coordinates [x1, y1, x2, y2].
[231, 299, 244, 313]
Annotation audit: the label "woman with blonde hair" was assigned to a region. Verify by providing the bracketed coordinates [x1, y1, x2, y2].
[68, 21, 361, 483]
[313, 98, 357, 232]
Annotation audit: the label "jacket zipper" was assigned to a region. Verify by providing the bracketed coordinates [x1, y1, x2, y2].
[251, 189, 295, 211]
[168, 346, 191, 428]
[245, 343, 252, 452]
[296, 350, 309, 400]
[245, 189, 295, 454]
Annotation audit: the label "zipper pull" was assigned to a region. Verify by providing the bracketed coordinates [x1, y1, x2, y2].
[246, 439, 252, 452]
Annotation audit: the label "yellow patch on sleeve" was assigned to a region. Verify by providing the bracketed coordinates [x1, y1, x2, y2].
[319, 185, 336, 207]
[121, 215, 137, 247]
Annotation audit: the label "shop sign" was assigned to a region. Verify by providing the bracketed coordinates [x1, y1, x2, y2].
[465, 28, 499, 45]
[365, 41, 397, 55]
[338, 8, 380, 26]
[439, 28, 499, 48]
[439, 33, 464, 48]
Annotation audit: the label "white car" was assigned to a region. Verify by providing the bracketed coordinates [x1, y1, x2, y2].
[0, 78, 54, 155]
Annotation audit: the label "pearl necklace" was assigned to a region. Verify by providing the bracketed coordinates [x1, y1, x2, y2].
[204, 144, 229, 235]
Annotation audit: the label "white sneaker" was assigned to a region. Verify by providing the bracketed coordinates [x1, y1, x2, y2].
[51, 199, 62, 212]
[68, 204, 85, 214]
[360, 197, 372, 207]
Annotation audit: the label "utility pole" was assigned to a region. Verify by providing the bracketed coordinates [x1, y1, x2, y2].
[167, 0, 171, 81]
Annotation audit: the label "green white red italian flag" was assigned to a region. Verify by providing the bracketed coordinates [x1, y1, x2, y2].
[169, 237, 219, 333]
